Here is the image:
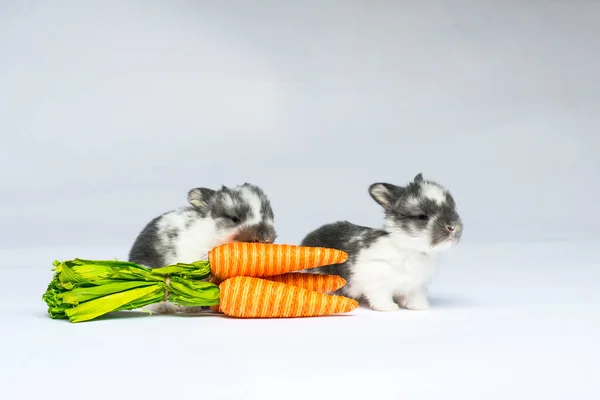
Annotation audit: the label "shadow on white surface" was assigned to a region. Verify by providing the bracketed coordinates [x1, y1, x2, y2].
[428, 295, 478, 309]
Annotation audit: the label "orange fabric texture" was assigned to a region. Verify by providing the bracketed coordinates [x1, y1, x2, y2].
[218, 276, 359, 318]
[209, 273, 348, 314]
[206, 243, 356, 318]
[208, 242, 348, 280]
[263, 273, 346, 293]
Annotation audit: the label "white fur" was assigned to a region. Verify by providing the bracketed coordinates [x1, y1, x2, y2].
[222, 194, 236, 210]
[346, 223, 458, 311]
[239, 186, 265, 226]
[159, 209, 247, 264]
[157, 212, 220, 263]
[344, 233, 437, 311]
[143, 211, 233, 315]
[420, 182, 447, 205]
[406, 196, 421, 208]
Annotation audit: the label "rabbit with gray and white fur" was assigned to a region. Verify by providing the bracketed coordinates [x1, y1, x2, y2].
[128, 182, 277, 314]
[300, 173, 462, 312]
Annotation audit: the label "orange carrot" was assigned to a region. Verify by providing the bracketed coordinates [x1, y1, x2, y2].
[209, 273, 346, 314]
[217, 276, 358, 318]
[263, 273, 346, 293]
[208, 243, 348, 280]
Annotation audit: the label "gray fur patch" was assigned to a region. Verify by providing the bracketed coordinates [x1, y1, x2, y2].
[209, 184, 275, 232]
[166, 228, 178, 242]
[300, 221, 388, 294]
[128, 216, 166, 268]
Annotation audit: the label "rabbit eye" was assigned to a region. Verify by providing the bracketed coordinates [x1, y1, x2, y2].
[224, 215, 241, 224]
[417, 214, 428, 221]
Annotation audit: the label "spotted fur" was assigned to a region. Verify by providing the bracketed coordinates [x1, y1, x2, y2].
[128, 182, 276, 314]
[301, 173, 462, 312]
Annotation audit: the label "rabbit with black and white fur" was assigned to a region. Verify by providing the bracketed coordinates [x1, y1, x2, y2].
[300, 173, 462, 312]
[128, 182, 277, 314]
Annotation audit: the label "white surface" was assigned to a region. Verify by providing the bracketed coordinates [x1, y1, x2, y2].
[3, 240, 599, 399]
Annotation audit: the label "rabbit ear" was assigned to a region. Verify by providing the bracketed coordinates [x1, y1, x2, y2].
[414, 173, 424, 183]
[187, 187, 216, 208]
[369, 183, 403, 210]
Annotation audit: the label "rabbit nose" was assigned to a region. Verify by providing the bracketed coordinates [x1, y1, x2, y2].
[234, 226, 274, 244]
[447, 225, 455, 232]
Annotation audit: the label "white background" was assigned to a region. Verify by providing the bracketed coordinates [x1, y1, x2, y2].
[2, 0, 599, 249]
[1, 1, 599, 399]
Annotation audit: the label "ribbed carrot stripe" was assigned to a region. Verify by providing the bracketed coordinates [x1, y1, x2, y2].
[208, 243, 348, 280]
[264, 273, 346, 293]
[218, 276, 358, 318]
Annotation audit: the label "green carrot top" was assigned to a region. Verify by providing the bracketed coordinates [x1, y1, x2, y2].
[42, 259, 219, 323]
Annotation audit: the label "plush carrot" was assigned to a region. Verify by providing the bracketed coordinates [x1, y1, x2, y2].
[218, 276, 358, 318]
[263, 273, 346, 293]
[207, 242, 347, 280]
[209, 273, 347, 314]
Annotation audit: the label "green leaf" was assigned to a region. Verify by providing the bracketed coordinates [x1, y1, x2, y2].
[42, 258, 221, 323]
[59, 281, 157, 305]
[153, 261, 212, 280]
[65, 285, 163, 323]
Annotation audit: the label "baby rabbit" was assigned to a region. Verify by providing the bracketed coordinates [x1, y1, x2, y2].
[128, 182, 277, 314]
[300, 173, 462, 312]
